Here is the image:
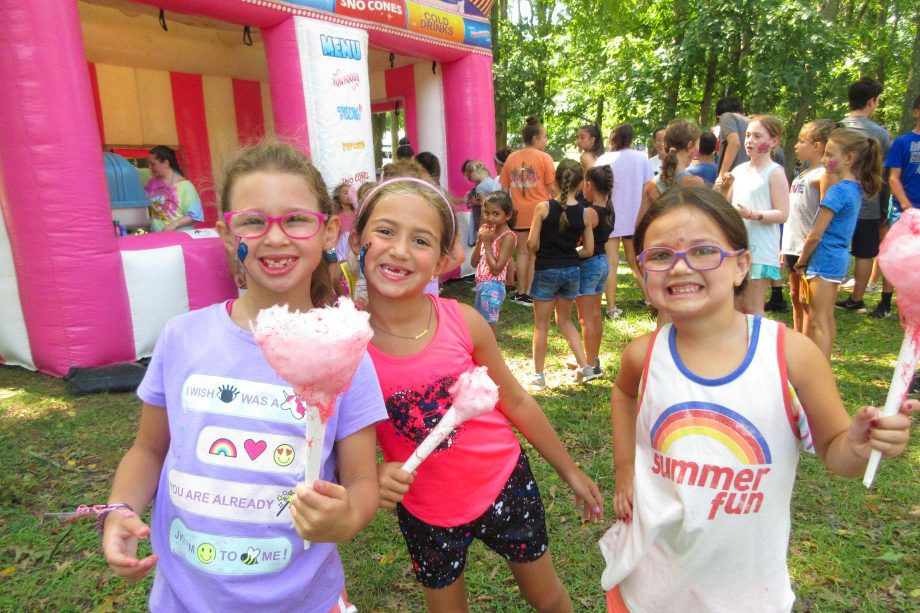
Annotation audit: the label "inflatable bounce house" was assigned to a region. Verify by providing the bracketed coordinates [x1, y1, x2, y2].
[0, 0, 496, 376]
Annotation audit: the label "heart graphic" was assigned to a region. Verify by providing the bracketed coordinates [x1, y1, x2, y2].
[244, 439, 267, 460]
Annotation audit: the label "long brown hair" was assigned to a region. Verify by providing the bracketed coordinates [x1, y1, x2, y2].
[660, 119, 702, 187]
[827, 127, 883, 198]
[554, 159, 583, 233]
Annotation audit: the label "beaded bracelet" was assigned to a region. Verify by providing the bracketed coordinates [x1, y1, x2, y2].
[95, 503, 136, 535]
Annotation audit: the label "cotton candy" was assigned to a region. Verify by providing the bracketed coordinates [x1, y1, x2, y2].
[878, 208, 920, 325]
[252, 298, 372, 422]
[402, 366, 499, 473]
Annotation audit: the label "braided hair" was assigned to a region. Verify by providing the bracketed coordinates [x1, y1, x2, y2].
[554, 159, 584, 232]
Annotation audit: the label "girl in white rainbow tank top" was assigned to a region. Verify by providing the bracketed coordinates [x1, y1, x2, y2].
[600, 186, 917, 613]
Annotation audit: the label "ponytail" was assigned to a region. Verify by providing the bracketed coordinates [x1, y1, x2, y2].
[660, 147, 679, 187]
[660, 119, 701, 187]
[854, 137, 883, 199]
[586, 164, 614, 226]
[554, 159, 583, 233]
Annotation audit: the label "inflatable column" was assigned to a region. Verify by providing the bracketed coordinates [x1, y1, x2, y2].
[0, 0, 135, 374]
[441, 53, 496, 196]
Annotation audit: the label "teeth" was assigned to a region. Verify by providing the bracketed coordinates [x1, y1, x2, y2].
[381, 265, 408, 277]
[263, 257, 294, 268]
[669, 285, 700, 294]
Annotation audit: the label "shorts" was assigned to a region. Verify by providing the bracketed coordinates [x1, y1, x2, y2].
[530, 266, 581, 301]
[750, 263, 781, 281]
[474, 280, 506, 324]
[887, 199, 902, 225]
[805, 273, 845, 284]
[850, 218, 880, 258]
[578, 254, 609, 296]
[396, 449, 548, 589]
[783, 254, 799, 272]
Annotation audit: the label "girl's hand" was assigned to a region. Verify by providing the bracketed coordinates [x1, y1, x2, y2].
[377, 462, 414, 510]
[715, 173, 734, 193]
[848, 400, 919, 460]
[736, 204, 752, 220]
[793, 258, 808, 275]
[560, 466, 604, 523]
[478, 224, 495, 243]
[291, 479, 361, 542]
[613, 470, 634, 523]
[103, 511, 159, 582]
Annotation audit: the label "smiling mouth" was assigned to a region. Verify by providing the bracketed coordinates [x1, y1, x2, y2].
[261, 256, 296, 269]
[668, 284, 702, 295]
[380, 264, 410, 279]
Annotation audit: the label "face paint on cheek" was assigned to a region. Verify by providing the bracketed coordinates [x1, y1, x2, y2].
[359, 244, 369, 275]
[825, 159, 839, 171]
[757, 143, 770, 153]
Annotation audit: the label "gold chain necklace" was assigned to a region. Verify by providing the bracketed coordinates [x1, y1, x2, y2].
[370, 300, 433, 340]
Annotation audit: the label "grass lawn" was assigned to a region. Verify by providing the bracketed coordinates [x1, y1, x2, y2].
[0, 267, 917, 612]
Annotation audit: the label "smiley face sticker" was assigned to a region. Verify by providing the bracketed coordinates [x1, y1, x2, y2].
[197, 542, 216, 564]
[273, 444, 295, 467]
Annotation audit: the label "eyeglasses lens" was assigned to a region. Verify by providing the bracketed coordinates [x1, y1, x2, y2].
[230, 212, 320, 239]
[643, 246, 725, 271]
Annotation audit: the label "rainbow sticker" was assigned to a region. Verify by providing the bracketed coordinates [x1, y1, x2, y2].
[208, 438, 238, 458]
[650, 402, 771, 465]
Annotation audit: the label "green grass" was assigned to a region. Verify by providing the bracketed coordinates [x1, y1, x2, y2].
[0, 268, 917, 611]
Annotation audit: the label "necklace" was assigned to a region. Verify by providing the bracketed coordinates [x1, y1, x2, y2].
[370, 300, 433, 340]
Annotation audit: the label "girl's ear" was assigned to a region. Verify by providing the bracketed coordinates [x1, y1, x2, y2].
[734, 249, 752, 287]
[348, 227, 363, 255]
[216, 220, 236, 259]
[322, 214, 340, 251]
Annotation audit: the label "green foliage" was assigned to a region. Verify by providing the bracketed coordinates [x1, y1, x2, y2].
[493, 0, 920, 151]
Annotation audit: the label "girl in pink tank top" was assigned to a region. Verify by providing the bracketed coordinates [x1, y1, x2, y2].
[350, 176, 604, 612]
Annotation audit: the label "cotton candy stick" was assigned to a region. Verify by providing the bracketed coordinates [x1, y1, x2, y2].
[863, 208, 920, 488]
[402, 366, 499, 473]
[252, 299, 373, 545]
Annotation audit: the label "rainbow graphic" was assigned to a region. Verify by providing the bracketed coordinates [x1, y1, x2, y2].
[208, 438, 238, 458]
[650, 402, 771, 465]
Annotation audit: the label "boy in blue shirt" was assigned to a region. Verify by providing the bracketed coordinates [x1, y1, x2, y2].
[873, 95, 920, 318]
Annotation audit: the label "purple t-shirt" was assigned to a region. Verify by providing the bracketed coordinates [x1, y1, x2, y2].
[137, 302, 385, 612]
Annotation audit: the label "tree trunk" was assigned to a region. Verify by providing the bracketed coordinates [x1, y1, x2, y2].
[491, 0, 507, 150]
[699, 48, 718, 127]
[900, 7, 920, 133]
[595, 98, 604, 129]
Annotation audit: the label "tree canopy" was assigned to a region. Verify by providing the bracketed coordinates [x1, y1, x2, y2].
[492, 0, 920, 159]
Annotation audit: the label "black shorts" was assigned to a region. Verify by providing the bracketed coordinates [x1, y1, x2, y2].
[783, 254, 799, 271]
[850, 218, 881, 258]
[395, 449, 548, 589]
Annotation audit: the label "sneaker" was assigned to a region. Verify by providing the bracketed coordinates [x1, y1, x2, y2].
[593, 358, 602, 376]
[575, 365, 601, 383]
[513, 293, 534, 306]
[527, 373, 546, 390]
[764, 299, 789, 313]
[865, 282, 880, 293]
[835, 298, 866, 312]
[606, 307, 623, 319]
[841, 277, 856, 289]
[868, 304, 891, 318]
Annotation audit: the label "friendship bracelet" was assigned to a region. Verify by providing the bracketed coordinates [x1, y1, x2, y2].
[94, 503, 136, 535]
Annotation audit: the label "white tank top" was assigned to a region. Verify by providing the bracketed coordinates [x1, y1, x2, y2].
[600, 317, 806, 612]
[782, 166, 825, 256]
[732, 161, 782, 266]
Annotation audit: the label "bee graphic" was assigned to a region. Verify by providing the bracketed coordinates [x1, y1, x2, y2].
[240, 547, 261, 566]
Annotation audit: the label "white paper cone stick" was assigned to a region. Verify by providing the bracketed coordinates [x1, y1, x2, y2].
[863, 325, 919, 488]
[302, 409, 326, 550]
[401, 409, 460, 474]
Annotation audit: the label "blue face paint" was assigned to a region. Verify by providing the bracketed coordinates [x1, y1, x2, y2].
[237, 242, 248, 264]
[359, 244, 369, 275]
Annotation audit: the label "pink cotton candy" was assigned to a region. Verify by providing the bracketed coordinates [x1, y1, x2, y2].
[252, 298, 372, 422]
[878, 208, 920, 325]
[447, 366, 500, 422]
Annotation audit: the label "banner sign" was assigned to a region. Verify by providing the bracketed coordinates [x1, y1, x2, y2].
[279, 0, 491, 49]
[295, 18, 376, 189]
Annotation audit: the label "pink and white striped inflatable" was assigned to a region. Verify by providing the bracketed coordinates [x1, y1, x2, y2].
[0, 0, 495, 376]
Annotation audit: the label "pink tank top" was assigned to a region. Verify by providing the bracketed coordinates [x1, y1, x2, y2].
[369, 296, 521, 526]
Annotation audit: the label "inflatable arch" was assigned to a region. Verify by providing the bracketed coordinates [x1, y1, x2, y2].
[0, 0, 496, 376]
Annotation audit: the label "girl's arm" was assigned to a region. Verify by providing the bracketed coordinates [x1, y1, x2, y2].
[793, 207, 835, 274]
[103, 403, 170, 581]
[463, 304, 604, 521]
[470, 232, 485, 268]
[291, 425, 379, 542]
[487, 231, 516, 276]
[635, 180, 659, 228]
[579, 207, 596, 258]
[611, 336, 649, 522]
[786, 330, 918, 477]
[526, 201, 548, 254]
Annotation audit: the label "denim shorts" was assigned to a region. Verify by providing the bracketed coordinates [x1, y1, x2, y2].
[474, 280, 506, 324]
[578, 254, 609, 296]
[750, 263, 781, 281]
[530, 265, 581, 301]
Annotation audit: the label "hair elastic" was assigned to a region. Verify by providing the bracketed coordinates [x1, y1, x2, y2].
[358, 177, 456, 246]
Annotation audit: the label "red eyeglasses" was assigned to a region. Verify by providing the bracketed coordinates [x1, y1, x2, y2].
[223, 210, 327, 240]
